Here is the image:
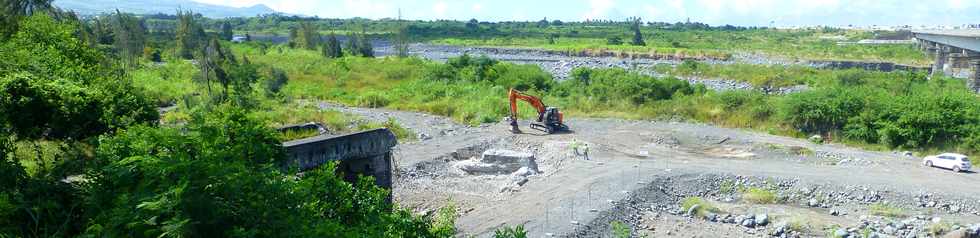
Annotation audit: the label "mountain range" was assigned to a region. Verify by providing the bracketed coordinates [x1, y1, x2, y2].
[53, 0, 279, 18]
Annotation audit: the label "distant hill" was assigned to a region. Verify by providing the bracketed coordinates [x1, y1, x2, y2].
[53, 0, 279, 18]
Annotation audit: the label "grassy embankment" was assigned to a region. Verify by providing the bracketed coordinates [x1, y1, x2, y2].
[431, 29, 928, 66]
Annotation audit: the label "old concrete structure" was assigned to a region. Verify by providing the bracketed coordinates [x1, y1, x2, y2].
[912, 30, 980, 92]
[281, 128, 398, 191]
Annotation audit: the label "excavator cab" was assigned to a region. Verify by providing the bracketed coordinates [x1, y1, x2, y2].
[508, 89, 568, 134]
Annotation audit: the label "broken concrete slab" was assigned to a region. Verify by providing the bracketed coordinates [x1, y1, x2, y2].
[454, 149, 540, 175]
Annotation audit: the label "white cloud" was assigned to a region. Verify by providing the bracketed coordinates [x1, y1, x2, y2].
[583, 0, 615, 20]
[472, 3, 484, 13]
[433, 1, 448, 18]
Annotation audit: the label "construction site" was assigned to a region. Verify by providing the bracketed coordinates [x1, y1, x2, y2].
[290, 92, 980, 238]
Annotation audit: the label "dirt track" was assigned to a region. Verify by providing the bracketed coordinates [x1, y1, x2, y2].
[320, 103, 980, 237]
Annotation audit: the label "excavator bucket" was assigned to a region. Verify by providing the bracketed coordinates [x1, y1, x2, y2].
[509, 117, 522, 133]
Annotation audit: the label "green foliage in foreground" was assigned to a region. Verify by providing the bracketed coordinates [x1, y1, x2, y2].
[0, 14, 158, 141]
[0, 15, 452, 238]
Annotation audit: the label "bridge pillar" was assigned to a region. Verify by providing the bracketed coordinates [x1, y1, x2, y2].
[931, 46, 949, 78]
[971, 59, 980, 93]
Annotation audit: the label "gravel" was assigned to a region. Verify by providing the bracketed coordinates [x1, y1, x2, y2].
[565, 173, 980, 237]
[376, 43, 943, 96]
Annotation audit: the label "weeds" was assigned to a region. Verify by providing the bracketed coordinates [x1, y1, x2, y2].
[493, 225, 528, 238]
[719, 179, 740, 194]
[927, 222, 953, 236]
[680, 197, 721, 217]
[610, 221, 631, 238]
[742, 187, 778, 204]
[868, 203, 906, 218]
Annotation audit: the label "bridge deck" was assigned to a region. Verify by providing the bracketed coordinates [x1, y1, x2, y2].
[912, 29, 980, 38]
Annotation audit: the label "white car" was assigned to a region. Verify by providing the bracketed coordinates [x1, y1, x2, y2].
[923, 153, 973, 173]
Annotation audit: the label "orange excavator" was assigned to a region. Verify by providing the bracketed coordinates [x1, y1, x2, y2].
[508, 88, 569, 134]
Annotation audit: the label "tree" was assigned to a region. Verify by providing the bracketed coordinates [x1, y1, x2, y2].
[292, 21, 320, 50]
[0, 14, 158, 141]
[321, 33, 342, 58]
[219, 21, 233, 40]
[287, 27, 298, 48]
[344, 32, 359, 55]
[1, 0, 53, 38]
[111, 9, 146, 66]
[264, 67, 288, 96]
[176, 10, 205, 59]
[465, 18, 479, 30]
[629, 16, 646, 46]
[537, 17, 549, 28]
[90, 16, 113, 45]
[358, 34, 374, 57]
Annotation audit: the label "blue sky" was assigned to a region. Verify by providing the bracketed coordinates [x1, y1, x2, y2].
[192, 0, 980, 27]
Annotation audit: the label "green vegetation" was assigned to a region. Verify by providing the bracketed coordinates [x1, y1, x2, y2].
[719, 179, 740, 194]
[0, 10, 452, 237]
[493, 225, 528, 238]
[610, 221, 632, 238]
[785, 215, 813, 233]
[742, 187, 778, 204]
[4, 4, 979, 237]
[868, 203, 907, 218]
[927, 222, 953, 236]
[680, 197, 721, 217]
[220, 40, 980, 159]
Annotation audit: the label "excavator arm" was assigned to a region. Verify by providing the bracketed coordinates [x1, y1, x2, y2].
[507, 88, 566, 134]
[508, 88, 547, 121]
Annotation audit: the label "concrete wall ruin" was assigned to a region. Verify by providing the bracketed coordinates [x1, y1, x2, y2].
[281, 128, 398, 190]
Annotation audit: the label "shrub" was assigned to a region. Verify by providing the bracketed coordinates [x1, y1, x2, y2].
[610, 221, 631, 238]
[606, 36, 623, 45]
[680, 196, 720, 217]
[356, 92, 390, 108]
[868, 203, 906, 218]
[493, 225, 527, 238]
[557, 68, 700, 105]
[264, 67, 289, 96]
[742, 187, 777, 204]
[779, 87, 864, 134]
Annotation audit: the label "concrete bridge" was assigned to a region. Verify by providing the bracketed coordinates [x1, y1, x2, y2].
[282, 128, 398, 193]
[912, 30, 980, 92]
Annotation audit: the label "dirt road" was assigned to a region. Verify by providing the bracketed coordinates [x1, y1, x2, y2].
[321, 103, 980, 237]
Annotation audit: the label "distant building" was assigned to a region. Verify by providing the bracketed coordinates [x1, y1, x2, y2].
[231, 35, 247, 43]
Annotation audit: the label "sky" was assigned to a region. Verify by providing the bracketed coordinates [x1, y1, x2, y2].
[191, 0, 980, 27]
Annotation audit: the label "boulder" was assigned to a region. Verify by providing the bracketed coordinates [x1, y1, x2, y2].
[755, 213, 769, 226]
[809, 135, 824, 144]
[686, 204, 701, 217]
[808, 198, 820, 207]
[741, 218, 755, 228]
